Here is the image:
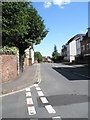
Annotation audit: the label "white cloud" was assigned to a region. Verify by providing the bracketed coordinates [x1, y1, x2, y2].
[53, 0, 70, 6]
[43, 0, 70, 8]
[44, 1, 52, 8]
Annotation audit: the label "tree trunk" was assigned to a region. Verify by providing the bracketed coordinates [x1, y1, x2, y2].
[19, 48, 25, 73]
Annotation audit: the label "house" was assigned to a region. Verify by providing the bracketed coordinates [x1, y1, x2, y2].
[68, 35, 77, 62]
[25, 44, 34, 66]
[47, 56, 52, 63]
[61, 34, 85, 63]
[42, 56, 47, 62]
[81, 28, 90, 57]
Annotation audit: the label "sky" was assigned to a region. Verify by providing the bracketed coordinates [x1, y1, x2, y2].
[32, 2, 88, 57]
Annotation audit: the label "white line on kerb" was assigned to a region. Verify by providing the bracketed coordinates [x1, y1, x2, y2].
[27, 98, 33, 105]
[26, 92, 31, 97]
[40, 97, 48, 103]
[35, 87, 41, 91]
[45, 105, 56, 114]
[25, 87, 30, 92]
[28, 106, 36, 115]
[37, 91, 44, 96]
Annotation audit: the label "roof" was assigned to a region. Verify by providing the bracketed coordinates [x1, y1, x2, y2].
[67, 34, 85, 44]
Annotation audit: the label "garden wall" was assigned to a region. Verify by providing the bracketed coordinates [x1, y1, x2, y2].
[1, 55, 18, 83]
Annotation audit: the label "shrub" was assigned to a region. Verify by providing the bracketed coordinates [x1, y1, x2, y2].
[0, 46, 18, 55]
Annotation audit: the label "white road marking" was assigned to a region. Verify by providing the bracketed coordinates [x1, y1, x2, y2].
[26, 92, 31, 97]
[40, 97, 48, 103]
[52, 116, 61, 119]
[37, 91, 44, 96]
[34, 84, 38, 87]
[35, 87, 41, 91]
[28, 106, 36, 115]
[55, 66, 58, 68]
[26, 87, 30, 92]
[45, 105, 56, 114]
[27, 98, 33, 105]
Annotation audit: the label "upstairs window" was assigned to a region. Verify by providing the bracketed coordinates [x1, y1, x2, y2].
[82, 45, 85, 51]
[89, 43, 90, 49]
[87, 44, 89, 50]
[81, 35, 83, 41]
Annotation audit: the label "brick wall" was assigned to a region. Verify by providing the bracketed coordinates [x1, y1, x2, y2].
[1, 55, 18, 83]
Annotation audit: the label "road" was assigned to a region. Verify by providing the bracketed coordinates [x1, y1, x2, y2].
[1, 63, 89, 120]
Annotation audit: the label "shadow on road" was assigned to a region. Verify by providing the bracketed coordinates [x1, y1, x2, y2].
[52, 65, 90, 81]
[37, 94, 89, 107]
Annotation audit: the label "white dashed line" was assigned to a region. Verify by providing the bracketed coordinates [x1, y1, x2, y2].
[55, 66, 58, 68]
[37, 91, 44, 96]
[35, 87, 41, 91]
[28, 106, 36, 115]
[45, 105, 56, 114]
[34, 84, 39, 87]
[26, 87, 30, 92]
[27, 98, 33, 105]
[26, 92, 31, 97]
[40, 97, 48, 104]
[52, 116, 61, 119]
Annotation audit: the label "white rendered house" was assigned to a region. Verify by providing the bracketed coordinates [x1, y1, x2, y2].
[25, 44, 34, 65]
[69, 38, 77, 62]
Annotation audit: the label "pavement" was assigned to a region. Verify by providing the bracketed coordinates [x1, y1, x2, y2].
[2, 64, 38, 95]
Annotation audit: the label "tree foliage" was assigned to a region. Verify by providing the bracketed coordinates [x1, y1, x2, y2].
[2, 2, 48, 55]
[52, 45, 60, 62]
[34, 51, 42, 63]
[1, 46, 17, 55]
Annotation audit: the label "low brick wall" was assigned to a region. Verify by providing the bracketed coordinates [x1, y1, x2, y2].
[1, 55, 18, 83]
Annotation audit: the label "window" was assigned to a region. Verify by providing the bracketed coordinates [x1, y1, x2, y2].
[81, 35, 83, 41]
[87, 44, 89, 50]
[89, 43, 90, 49]
[82, 45, 85, 51]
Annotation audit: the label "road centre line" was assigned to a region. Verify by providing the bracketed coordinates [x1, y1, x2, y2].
[28, 106, 36, 115]
[27, 98, 34, 105]
[37, 91, 44, 96]
[40, 97, 48, 104]
[34, 84, 39, 87]
[52, 116, 61, 120]
[35, 87, 41, 91]
[35, 84, 57, 114]
[26, 92, 31, 97]
[45, 105, 56, 114]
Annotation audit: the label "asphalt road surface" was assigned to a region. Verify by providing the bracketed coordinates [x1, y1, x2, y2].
[1, 63, 89, 120]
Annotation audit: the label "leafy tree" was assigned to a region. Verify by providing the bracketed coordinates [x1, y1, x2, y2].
[2, 2, 48, 72]
[26, 5, 48, 46]
[2, 2, 28, 54]
[52, 45, 60, 62]
[34, 51, 42, 63]
[2, 2, 48, 55]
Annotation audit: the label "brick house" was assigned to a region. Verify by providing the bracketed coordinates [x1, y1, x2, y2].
[81, 28, 90, 57]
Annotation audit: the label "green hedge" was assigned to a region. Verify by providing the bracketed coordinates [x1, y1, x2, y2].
[0, 46, 18, 55]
